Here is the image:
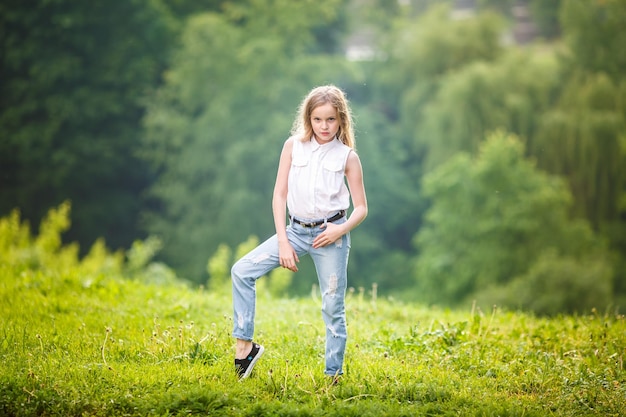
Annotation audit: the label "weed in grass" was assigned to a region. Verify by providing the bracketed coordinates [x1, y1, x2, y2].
[101, 327, 112, 369]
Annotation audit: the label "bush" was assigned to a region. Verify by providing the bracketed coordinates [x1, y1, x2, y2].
[476, 250, 613, 315]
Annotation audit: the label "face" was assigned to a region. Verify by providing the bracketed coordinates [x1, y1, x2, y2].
[310, 103, 340, 144]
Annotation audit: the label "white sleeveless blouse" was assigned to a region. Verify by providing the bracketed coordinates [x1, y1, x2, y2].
[287, 136, 352, 220]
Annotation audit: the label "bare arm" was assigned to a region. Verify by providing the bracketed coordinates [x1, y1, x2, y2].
[313, 150, 368, 248]
[272, 138, 299, 271]
[343, 150, 368, 230]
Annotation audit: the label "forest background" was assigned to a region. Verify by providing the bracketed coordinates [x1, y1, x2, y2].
[1, 0, 625, 315]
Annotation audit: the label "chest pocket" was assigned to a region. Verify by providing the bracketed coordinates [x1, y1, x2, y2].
[292, 156, 309, 168]
[323, 158, 344, 173]
[291, 140, 311, 168]
[320, 155, 346, 193]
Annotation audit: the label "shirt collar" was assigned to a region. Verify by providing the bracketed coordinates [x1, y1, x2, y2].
[309, 136, 338, 151]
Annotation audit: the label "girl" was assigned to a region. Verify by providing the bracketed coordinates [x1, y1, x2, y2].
[231, 85, 368, 380]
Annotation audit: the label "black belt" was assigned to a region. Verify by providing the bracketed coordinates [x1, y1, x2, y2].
[291, 210, 346, 228]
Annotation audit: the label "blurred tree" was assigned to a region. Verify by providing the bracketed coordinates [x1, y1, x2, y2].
[484, 250, 612, 315]
[419, 48, 561, 169]
[141, 0, 357, 282]
[0, 0, 177, 250]
[530, 0, 626, 302]
[413, 132, 609, 307]
[529, 0, 561, 39]
[347, 0, 438, 32]
[343, 103, 425, 292]
[374, 5, 503, 124]
[164, 0, 225, 17]
[477, 0, 561, 40]
[533, 73, 625, 229]
[560, 0, 626, 83]
[206, 243, 232, 294]
[359, 5, 504, 268]
[476, 0, 515, 16]
[532, 74, 626, 302]
[369, 5, 504, 215]
[221, 0, 348, 55]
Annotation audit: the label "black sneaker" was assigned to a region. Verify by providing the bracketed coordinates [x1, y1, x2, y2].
[235, 343, 264, 380]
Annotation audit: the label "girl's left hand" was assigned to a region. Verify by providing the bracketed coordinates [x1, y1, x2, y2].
[312, 222, 344, 249]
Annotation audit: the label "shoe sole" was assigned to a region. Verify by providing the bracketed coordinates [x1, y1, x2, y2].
[240, 345, 264, 380]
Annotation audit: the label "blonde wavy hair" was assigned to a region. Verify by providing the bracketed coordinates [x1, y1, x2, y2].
[291, 85, 356, 149]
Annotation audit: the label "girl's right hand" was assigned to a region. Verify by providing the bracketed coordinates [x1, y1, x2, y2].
[278, 240, 299, 272]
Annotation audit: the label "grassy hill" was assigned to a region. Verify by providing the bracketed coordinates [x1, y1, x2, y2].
[1, 207, 625, 416]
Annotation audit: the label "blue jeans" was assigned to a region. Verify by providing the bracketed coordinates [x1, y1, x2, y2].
[231, 217, 350, 376]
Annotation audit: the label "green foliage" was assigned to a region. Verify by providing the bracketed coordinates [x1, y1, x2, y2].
[0, 203, 180, 291]
[534, 72, 626, 229]
[0, 0, 177, 250]
[80, 238, 123, 277]
[126, 236, 179, 285]
[1, 217, 625, 416]
[126, 236, 164, 274]
[206, 243, 232, 294]
[0, 209, 31, 267]
[373, 4, 504, 125]
[530, 0, 562, 39]
[560, 0, 626, 82]
[414, 132, 611, 310]
[477, 0, 562, 39]
[221, 0, 347, 55]
[164, 0, 226, 19]
[3, 0, 626, 306]
[267, 267, 293, 299]
[361, 0, 626, 301]
[476, 0, 516, 15]
[34, 200, 71, 254]
[481, 250, 613, 316]
[345, 104, 426, 290]
[206, 236, 293, 298]
[234, 235, 261, 261]
[393, 5, 503, 80]
[355, 6, 507, 290]
[419, 47, 561, 169]
[0, 201, 81, 273]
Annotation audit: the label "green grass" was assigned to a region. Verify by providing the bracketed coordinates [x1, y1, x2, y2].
[1, 265, 625, 417]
